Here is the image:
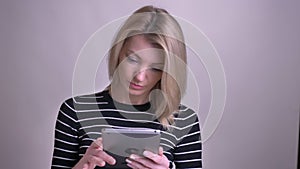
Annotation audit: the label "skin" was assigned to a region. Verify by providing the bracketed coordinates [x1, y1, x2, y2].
[73, 35, 169, 169]
[110, 35, 165, 105]
[126, 147, 169, 169]
[72, 138, 116, 169]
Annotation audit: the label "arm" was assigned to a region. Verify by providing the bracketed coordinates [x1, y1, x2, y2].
[51, 99, 116, 169]
[173, 111, 202, 169]
[51, 100, 80, 168]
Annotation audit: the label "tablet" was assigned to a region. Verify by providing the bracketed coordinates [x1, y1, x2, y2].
[102, 128, 161, 157]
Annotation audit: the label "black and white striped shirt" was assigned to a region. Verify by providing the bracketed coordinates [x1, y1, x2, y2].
[51, 90, 202, 168]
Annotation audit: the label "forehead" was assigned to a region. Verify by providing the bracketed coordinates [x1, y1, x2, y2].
[123, 35, 165, 63]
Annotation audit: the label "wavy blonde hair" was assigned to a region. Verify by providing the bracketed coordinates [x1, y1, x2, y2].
[108, 6, 187, 128]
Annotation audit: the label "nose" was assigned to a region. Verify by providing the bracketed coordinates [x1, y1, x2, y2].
[135, 69, 147, 82]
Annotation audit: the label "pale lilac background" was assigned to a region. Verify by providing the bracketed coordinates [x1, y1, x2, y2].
[0, 0, 299, 169]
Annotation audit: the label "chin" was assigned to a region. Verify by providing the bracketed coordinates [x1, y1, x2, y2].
[128, 89, 147, 97]
[128, 90, 143, 96]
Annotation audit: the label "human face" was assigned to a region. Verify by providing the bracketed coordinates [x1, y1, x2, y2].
[112, 35, 164, 104]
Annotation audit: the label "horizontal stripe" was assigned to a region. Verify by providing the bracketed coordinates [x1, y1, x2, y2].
[54, 147, 77, 154]
[55, 129, 77, 138]
[76, 108, 155, 116]
[57, 119, 77, 132]
[160, 143, 174, 149]
[59, 109, 77, 123]
[161, 128, 200, 141]
[174, 112, 196, 120]
[181, 131, 201, 140]
[77, 95, 104, 99]
[177, 140, 201, 148]
[77, 115, 155, 124]
[73, 101, 109, 105]
[174, 149, 202, 155]
[175, 158, 202, 163]
[55, 138, 79, 146]
[161, 137, 176, 147]
[51, 164, 70, 168]
[82, 137, 96, 142]
[79, 145, 90, 149]
[79, 119, 158, 130]
[52, 156, 77, 161]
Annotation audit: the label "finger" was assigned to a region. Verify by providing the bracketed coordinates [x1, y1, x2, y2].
[87, 155, 106, 167]
[126, 162, 135, 169]
[82, 163, 89, 169]
[82, 163, 96, 169]
[87, 163, 96, 169]
[142, 147, 164, 160]
[158, 146, 164, 156]
[82, 138, 116, 168]
[87, 147, 103, 157]
[86, 138, 104, 156]
[85, 150, 116, 167]
[87, 140, 116, 166]
[143, 150, 161, 163]
[97, 150, 116, 165]
[142, 148, 169, 167]
[88, 148, 116, 165]
[82, 162, 96, 169]
[130, 154, 157, 168]
[126, 157, 149, 169]
[91, 138, 103, 149]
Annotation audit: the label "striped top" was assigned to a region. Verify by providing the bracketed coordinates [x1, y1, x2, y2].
[51, 90, 202, 168]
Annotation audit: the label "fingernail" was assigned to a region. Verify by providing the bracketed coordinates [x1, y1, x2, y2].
[129, 154, 137, 160]
[100, 161, 105, 167]
[143, 151, 151, 157]
[111, 159, 116, 165]
[127, 163, 133, 168]
[126, 158, 132, 164]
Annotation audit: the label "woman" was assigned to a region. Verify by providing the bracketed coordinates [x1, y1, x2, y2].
[52, 5, 202, 169]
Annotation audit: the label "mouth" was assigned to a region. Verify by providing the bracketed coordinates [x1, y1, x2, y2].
[129, 82, 144, 90]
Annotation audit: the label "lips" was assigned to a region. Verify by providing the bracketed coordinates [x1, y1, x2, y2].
[129, 82, 143, 90]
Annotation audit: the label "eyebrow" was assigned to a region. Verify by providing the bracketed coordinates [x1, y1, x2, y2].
[126, 50, 164, 65]
[126, 50, 140, 59]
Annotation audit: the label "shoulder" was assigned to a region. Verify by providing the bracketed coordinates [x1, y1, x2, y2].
[169, 104, 200, 129]
[59, 90, 111, 114]
[174, 104, 199, 121]
[169, 104, 201, 138]
[64, 90, 110, 106]
[72, 90, 110, 103]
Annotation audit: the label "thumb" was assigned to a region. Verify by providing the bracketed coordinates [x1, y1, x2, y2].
[158, 146, 164, 156]
[82, 162, 96, 169]
[82, 163, 89, 169]
[143, 147, 164, 163]
[88, 163, 96, 169]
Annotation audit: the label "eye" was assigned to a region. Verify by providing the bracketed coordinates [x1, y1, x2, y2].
[151, 67, 163, 72]
[126, 55, 138, 64]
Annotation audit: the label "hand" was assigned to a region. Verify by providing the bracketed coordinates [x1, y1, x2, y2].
[72, 138, 116, 169]
[126, 147, 169, 169]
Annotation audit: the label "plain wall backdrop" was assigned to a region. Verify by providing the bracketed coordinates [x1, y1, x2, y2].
[0, 0, 299, 169]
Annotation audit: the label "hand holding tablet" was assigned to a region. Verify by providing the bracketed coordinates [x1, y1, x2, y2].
[102, 128, 161, 157]
[101, 128, 170, 168]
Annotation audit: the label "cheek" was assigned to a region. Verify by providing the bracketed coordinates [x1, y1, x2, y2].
[151, 72, 162, 84]
[118, 63, 135, 79]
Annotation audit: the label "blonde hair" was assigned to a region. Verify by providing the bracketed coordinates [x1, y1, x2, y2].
[108, 6, 187, 128]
